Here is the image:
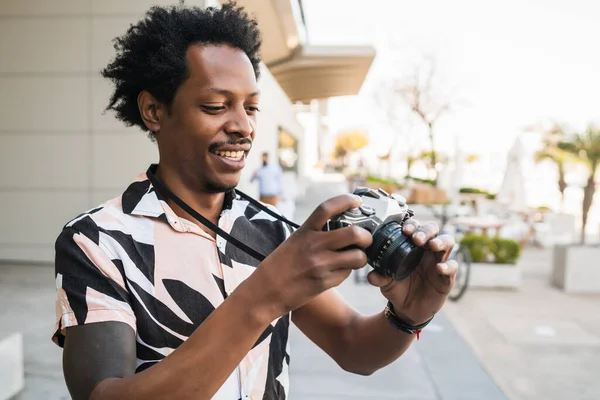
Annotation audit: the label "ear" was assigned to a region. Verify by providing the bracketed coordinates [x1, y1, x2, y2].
[138, 91, 165, 133]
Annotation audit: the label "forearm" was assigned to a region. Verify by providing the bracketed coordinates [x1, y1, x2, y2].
[90, 280, 279, 400]
[340, 312, 415, 375]
[292, 289, 416, 376]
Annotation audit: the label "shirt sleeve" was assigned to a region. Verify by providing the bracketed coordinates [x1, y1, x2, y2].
[52, 214, 136, 347]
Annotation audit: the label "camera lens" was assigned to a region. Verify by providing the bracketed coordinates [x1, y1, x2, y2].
[367, 222, 425, 280]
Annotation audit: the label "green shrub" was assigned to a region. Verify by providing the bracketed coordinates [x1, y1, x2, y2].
[459, 187, 496, 199]
[365, 175, 399, 186]
[460, 234, 493, 263]
[407, 176, 436, 186]
[460, 234, 521, 264]
[459, 187, 485, 194]
[492, 238, 521, 264]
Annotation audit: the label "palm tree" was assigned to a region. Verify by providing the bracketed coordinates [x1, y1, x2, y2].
[535, 149, 569, 208]
[534, 124, 572, 210]
[558, 124, 600, 244]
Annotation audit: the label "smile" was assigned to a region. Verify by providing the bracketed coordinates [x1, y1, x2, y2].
[212, 150, 245, 161]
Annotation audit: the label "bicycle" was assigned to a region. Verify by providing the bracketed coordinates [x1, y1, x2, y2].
[444, 224, 471, 302]
[426, 203, 472, 302]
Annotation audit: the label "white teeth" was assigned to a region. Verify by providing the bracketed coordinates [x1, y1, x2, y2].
[214, 150, 244, 160]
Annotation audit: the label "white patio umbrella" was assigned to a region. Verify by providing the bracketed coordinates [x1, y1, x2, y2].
[497, 137, 528, 212]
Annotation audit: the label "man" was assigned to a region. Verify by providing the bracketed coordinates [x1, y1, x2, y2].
[250, 152, 283, 206]
[52, 3, 457, 400]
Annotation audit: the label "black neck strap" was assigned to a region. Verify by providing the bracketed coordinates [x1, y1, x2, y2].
[235, 190, 300, 229]
[146, 168, 299, 262]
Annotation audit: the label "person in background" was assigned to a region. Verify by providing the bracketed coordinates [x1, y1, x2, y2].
[251, 151, 283, 206]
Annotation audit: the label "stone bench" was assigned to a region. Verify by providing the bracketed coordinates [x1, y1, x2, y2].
[0, 332, 24, 400]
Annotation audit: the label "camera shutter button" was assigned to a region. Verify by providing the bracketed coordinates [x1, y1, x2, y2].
[344, 207, 363, 217]
[359, 205, 376, 216]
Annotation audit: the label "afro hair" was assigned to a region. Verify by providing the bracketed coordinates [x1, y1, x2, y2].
[101, 2, 262, 138]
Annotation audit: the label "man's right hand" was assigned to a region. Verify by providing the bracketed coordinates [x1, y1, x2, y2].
[247, 194, 373, 319]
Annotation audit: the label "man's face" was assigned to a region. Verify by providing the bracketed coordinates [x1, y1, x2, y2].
[156, 44, 259, 192]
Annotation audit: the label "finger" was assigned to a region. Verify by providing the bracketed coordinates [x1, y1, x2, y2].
[402, 218, 420, 236]
[366, 270, 394, 288]
[428, 234, 456, 254]
[328, 248, 369, 271]
[436, 260, 458, 277]
[304, 194, 362, 231]
[411, 221, 440, 246]
[322, 225, 373, 251]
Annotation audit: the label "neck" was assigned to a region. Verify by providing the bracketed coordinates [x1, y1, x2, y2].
[154, 163, 224, 237]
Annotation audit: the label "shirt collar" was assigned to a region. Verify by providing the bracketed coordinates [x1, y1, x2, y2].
[122, 164, 237, 220]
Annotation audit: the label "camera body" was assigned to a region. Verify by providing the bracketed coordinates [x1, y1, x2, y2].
[324, 187, 424, 280]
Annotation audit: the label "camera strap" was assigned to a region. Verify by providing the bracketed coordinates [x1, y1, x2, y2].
[146, 168, 300, 262]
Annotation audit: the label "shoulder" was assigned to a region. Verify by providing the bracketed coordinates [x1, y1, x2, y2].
[56, 194, 142, 256]
[62, 194, 120, 231]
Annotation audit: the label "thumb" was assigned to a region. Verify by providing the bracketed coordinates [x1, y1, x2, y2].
[367, 270, 394, 288]
[304, 194, 362, 231]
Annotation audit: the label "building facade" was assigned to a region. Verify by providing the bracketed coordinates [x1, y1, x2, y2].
[0, 0, 374, 263]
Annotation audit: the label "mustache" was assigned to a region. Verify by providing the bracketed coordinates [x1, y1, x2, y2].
[208, 137, 253, 152]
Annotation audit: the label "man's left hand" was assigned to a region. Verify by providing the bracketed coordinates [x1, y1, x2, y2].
[367, 219, 458, 326]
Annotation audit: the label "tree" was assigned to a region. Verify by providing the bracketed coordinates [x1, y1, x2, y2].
[532, 123, 574, 211]
[372, 83, 420, 180]
[416, 150, 448, 165]
[394, 56, 458, 184]
[558, 124, 600, 244]
[333, 129, 370, 164]
[406, 150, 448, 180]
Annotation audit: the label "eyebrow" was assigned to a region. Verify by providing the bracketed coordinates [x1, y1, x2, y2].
[207, 88, 260, 97]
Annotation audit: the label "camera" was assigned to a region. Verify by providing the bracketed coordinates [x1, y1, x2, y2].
[323, 187, 424, 281]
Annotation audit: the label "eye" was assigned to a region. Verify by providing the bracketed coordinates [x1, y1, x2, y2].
[245, 106, 261, 115]
[201, 105, 225, 113]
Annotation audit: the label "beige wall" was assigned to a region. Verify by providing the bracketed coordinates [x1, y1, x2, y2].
[0, 0, 303, 263]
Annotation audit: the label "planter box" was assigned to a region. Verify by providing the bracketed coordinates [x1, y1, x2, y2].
[469, 262, 522, 290]
[551, 245, 600, 293]
[0, 332, 24, 400]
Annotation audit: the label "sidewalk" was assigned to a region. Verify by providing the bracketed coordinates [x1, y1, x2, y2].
[0, 265, 68, 399]
[442, 248, 600, 400]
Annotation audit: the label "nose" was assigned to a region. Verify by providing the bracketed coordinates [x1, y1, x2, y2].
[223, 106, 254, 138]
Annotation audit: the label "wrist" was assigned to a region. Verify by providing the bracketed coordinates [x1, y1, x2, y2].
[233, 273, 288, 327]
[387, 301, 434, 328]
